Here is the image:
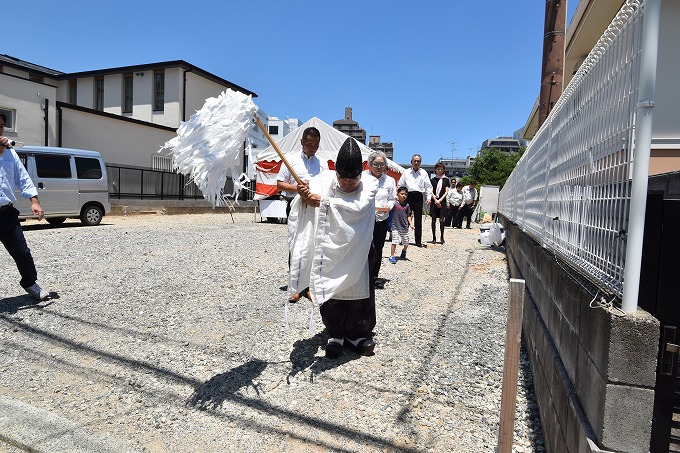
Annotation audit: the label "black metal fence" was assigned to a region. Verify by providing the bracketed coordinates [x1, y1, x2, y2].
[106, 165, 254, 201]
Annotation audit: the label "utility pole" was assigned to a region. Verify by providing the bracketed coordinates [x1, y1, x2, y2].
[538, 0, 566, 128]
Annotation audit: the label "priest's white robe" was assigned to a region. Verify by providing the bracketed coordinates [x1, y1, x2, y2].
[288, 170, 378, 305]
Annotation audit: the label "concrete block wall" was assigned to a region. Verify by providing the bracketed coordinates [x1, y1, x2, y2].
[502, 215, 659, 453]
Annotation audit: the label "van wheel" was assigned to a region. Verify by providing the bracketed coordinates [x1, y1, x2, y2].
[81, 205, 103, 226]
[46, 217, 66, 225]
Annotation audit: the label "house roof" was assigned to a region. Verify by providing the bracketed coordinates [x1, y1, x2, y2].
[59, 60, 257, 97]
[0, 55, 257, 98]
[523, 0, 625, 140]
[0, 54, 64, 77]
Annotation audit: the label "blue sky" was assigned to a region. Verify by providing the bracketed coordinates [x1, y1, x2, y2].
[7, 1, 576, 165]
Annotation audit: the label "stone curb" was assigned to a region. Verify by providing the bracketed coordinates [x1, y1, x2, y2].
[0, 395, 138, 453]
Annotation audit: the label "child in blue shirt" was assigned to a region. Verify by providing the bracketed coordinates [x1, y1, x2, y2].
[389, 186, 414, 263]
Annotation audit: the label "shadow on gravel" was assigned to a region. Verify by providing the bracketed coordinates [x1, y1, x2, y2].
[519, 340, 544, 444]
[287, 331, 361, 383]
[20, 222, 111, 231]
[188, 359, 269, 409]
[0, 296, 54, 314]
[396, 249, 474, 442]
[1, 315, 422, 453]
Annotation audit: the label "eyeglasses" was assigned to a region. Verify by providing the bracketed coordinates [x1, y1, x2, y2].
[371, 163, 386, 168]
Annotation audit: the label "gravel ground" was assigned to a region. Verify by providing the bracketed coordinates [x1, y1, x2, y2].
[0, 213, 543, 452]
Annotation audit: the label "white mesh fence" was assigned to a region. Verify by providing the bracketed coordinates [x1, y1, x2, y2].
[499, 0, 646, 297]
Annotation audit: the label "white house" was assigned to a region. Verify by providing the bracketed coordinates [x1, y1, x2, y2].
[1, 55, 261, 173]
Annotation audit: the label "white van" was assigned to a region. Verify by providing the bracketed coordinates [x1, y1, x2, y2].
[13, 146, 111, 226]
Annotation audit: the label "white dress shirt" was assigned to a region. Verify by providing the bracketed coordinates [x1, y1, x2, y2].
[446, 188, 464, 207]
[0, 148, 38, 205]
[397, 168, 433, 200]
[277, 151, 327, 197]
[370, 171, 396, 222]
[462, 185, 477, 205]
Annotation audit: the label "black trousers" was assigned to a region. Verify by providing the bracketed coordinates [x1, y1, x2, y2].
[407, 191, 424, 246]
[319, 244, 376, 341]
[445, 204, 458, 227]
[371, 219, 388, 281]
[320, 295, 376, 341]
[459, 203, 474, 228]
[0, 206, 38, 288]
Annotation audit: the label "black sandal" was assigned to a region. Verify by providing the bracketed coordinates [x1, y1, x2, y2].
[325, 342, 343, 359]
[288, 288, 311, 303]
[344, 338, 376, 356]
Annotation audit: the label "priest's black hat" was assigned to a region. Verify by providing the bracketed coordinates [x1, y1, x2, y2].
[335, 138, 363, 178]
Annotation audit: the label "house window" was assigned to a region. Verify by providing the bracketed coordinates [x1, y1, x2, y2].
[0, 108, 16, 133]
[95, 77, 104, 111]
[268, 125, 279, 135]
[69, 80, 77, 104]
[153, 70, 164, 112]
[29, 73, 43, 83]
[152, 155, 173, 172]
[123, 74, 133, 113]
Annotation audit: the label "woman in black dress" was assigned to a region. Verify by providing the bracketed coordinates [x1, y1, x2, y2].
[429, 162, 450, 244]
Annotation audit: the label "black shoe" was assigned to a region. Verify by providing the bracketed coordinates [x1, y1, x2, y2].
[374, 279, 385, 289]
[465, 226, 472, 229]
[325, 342, 343, 359]
[344, 338, 376, 356]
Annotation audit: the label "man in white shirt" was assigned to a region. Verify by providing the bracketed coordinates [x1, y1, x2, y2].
[0, 113, 49, 301]
[459, 180, 478, 229]
[446, 181, 464, 227]
[277, 127, 327, 217]
[397, 154, 433, 247]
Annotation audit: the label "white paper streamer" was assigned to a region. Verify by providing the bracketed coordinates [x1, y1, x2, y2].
[159, 89, 259, 207]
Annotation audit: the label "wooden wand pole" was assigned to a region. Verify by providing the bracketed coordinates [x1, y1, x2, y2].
[253, 115, 304, 186]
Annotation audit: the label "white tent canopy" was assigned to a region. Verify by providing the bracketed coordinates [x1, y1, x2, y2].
[254, 117, 404, 199]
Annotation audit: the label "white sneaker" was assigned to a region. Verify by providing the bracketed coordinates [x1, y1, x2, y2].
[24, 282, 49, 301]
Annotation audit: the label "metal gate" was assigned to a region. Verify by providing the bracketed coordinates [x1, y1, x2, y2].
[641, 194, 680, 452]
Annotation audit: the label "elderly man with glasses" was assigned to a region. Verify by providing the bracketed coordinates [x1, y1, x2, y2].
[397, 154, 432, 247]
[0, 112, 50, 301]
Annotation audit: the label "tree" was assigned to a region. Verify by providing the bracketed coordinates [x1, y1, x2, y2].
[464, 147, 524, 188]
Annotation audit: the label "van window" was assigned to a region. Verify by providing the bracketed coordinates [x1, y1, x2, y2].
[76, 157, 103, 179]
[35, 155, 72, 179]
[18, 153, 28, 169]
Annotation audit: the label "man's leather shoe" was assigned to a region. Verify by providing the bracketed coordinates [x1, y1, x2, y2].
[345, 338, 376, 356]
